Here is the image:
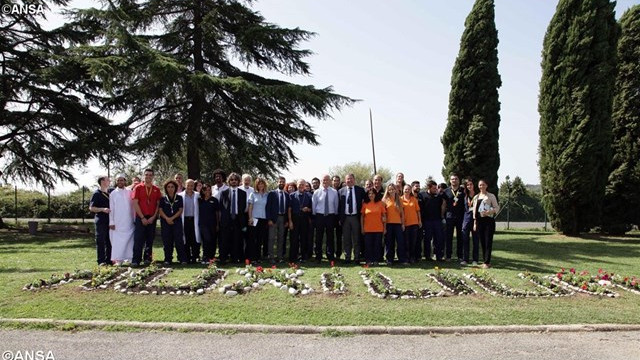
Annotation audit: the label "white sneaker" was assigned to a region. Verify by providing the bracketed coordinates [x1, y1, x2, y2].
[460, 261, 468, 266]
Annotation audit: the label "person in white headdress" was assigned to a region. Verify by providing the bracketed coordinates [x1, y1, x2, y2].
[109, 174, 135, 264]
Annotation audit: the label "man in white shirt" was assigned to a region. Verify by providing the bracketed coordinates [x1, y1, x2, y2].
[312, 174, 339, 262]
[179, 179, 201, 263]
[212, 168, 229, 200]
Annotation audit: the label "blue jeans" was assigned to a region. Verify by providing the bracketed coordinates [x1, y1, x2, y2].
[94, 220, 111, 265]
[385, 223, 406, 263]
[133, 216, 156, 264]
[424, 219, 444, 260]
[364, 232, 383, 263]
[161, 218, 187, 263]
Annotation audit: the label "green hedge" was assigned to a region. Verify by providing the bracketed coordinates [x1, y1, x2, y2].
[0, 186, 92, 219]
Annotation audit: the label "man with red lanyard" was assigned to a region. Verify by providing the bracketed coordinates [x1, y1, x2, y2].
[131, 168, 162, 266]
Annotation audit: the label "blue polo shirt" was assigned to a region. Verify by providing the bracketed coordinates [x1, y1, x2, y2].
[90, 189, 110, 224]
[159, 195, 183, 223]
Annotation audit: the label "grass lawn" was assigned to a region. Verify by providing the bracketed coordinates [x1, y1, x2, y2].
[0, 230, 639, 327]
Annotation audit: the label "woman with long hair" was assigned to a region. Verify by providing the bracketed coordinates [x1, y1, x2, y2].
[248, 178, 270, 262]
[472, 179, 500, 268]
[361, 188, 386, 266]
[382, 184, 406, 265]
[401, 184, 421, 264]
[461, 178, 479, 266]
[158, 180, 187, 265]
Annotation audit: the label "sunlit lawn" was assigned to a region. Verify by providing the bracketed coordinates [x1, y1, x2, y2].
[1, 229, 639, 326]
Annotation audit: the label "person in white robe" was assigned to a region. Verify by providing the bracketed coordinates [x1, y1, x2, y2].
[109, 174, 135, 264]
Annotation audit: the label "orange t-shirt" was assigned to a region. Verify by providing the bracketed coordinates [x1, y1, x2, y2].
[402, 196, 421, 226]
[361, 201, 386, 233]
[385, 198, 402, 224]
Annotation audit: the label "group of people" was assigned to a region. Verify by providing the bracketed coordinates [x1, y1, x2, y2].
[89, 170, 499, 269]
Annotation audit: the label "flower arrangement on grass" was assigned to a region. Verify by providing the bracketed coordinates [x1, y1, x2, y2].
[81, 265, 129, 290]
[517, 271, 574, 297]
[427, 267, 476, 295]
[611, 274, 640, 295]
[222, 262, 313, 296]
[359, 269, 445, 299]
[552, 268, 618, 297]
[321, 265, 347, 294]
[467, 269, 568, 298]
[23, 269, 93, 291]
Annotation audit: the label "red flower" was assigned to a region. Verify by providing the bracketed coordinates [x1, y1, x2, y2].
[330, 261, 335, 268]
[245, 259, 251, 266]
[363, 264, 369, 269]
[570, 268, 575, 274]
[598, 268, 603, 274]
[256, 266, 263, 273]
[271, 265, 277, 269]
[602, 274, 609, 281]
[631, 280, 637, 287]
[623, 277, 629, 282]
[581, 283, 588, 290]
[560, 267, 565, 273]
[556, 272, 563, 279]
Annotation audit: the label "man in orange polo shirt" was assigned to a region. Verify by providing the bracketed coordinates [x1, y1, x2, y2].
[131, 168, 162, 266]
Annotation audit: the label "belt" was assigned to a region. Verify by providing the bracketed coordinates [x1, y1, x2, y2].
[345, 214, 358, 217]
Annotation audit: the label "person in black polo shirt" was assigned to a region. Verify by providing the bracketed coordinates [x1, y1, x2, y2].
[419, 180, 446, 261]
[444, 173, 466, 261]
[158, 180, 187, 265]
[199, 184, 220, 264]
[89, 176, 112, 266]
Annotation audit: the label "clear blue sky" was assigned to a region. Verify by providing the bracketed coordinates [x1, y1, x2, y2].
[41, 0, 640, 192]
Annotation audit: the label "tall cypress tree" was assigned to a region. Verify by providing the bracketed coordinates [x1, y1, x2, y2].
[441, 0, 501, 194]
[538, 0, 618, 235]
[69, 0, 354, 180]
[602, 5, 640, 234]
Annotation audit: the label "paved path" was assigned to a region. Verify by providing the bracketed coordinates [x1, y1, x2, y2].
[1, 329, 639, 360]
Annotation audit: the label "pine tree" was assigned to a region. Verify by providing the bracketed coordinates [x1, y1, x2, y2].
[538, 0, 618, 235]
[602, 5, 640, 234]
[69, 0, 354, 180]
[0, 1, 123, 187]
[441, 0, 501, 194]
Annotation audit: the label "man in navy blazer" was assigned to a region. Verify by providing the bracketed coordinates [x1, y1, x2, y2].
[338, 173, 366, 263]
[219, 172, 247, 264]
[266, 176, 291, 263]
[289, 179, 313, 262]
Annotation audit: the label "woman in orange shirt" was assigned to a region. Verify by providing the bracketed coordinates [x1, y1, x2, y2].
[382, 184, 405, 265]
[361, 188, 386, 266]
[401, 184, 422, 264]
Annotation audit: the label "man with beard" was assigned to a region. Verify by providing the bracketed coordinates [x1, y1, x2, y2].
[131, 169, 162, 266]
[211, 169, 229, 200]
[266, 176, 291, 263]
[443, 173, 466, 262]
[219, 173, 247, 263]
[109, 174, 134, 265]
[419, 180, 447, 261]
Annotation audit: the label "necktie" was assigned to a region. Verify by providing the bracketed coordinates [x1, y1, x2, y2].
[324, 189, 329, 214]
[279, 190, 284, 214]
[231, 190, 236, 219]
[347, 187, 353, 215]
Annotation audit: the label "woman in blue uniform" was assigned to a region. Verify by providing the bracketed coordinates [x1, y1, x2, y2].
[159, 180, 187, 265]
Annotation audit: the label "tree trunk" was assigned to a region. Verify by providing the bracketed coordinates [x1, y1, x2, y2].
[186, 2, 206, 181]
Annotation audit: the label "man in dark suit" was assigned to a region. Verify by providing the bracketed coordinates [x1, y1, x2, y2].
[219, 172, 247, 263]
[338, 173, 366, 263]
[266, 176, 291, 263]
[289, 179, 313, 262]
